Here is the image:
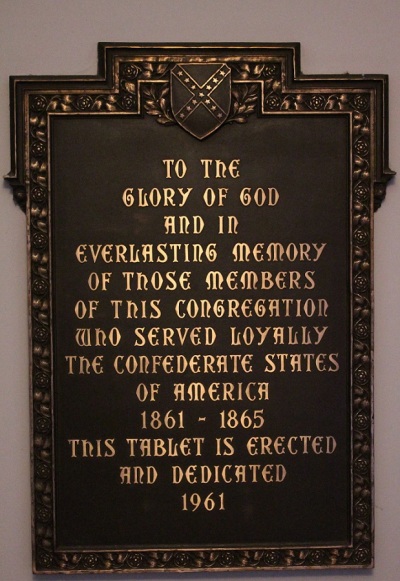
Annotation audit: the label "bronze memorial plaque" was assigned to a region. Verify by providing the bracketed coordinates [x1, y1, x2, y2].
[5, 44, 394, 573]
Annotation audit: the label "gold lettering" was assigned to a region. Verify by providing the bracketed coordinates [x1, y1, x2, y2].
[171, 463, 287, 484]
[126, 437, 205, 457]
[264, 353, 339, 373]
[246, 436, 337, 456]
[119, 466, 158, 484]
[232, 242, 327, 262]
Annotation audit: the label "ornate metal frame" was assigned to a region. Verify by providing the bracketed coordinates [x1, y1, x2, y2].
[5, 43, 394, 574]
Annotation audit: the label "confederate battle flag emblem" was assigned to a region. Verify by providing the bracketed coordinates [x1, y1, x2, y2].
[171, 63, 231, 140]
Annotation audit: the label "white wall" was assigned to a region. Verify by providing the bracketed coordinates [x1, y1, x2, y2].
[1, 1, 399, 579]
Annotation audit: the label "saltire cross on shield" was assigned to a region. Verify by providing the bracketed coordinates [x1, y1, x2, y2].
[170, 63, 231, 139]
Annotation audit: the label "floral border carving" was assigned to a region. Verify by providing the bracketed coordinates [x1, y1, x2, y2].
[5, 44, 394, 572]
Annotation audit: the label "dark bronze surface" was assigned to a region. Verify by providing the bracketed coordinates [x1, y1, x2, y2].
[4, 43, 395, 573]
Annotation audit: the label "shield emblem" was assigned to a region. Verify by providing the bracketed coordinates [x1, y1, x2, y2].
[171, 63, 231, 140]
